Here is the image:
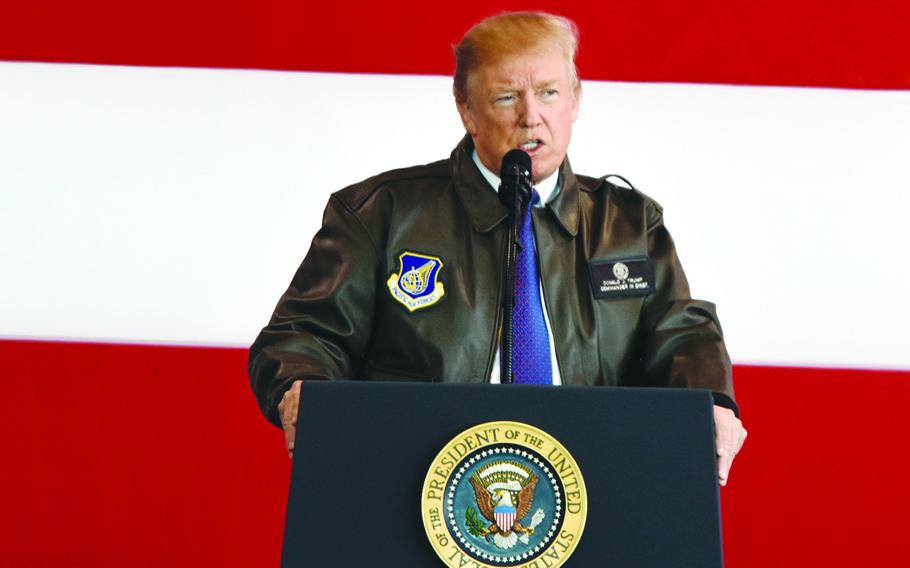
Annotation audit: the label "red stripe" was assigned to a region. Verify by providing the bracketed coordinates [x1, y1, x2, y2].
[2, 1, 909, 89]
[721, 364, 910, 566]
[0, 340, 288, 567]
[1, 338, 908, 565]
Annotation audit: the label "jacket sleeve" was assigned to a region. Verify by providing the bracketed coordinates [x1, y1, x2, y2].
[248, 194, 380, 426]
[636, 199, 737, 413]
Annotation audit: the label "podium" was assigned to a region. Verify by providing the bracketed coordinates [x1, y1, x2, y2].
[281, 381, 723, 567]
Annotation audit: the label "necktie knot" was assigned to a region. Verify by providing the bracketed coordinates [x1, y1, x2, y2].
[519, 189, 539, 231]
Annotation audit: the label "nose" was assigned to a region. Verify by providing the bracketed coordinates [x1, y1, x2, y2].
[518, 96, 542, 129]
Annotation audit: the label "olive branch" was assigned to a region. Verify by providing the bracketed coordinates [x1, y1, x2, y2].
[465, 506, 487, 537]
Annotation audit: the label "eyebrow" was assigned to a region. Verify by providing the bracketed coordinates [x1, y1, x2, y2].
[491, 79, 560, 92]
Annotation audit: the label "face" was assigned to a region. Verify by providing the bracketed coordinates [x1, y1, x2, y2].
[457, 47, 580, 183]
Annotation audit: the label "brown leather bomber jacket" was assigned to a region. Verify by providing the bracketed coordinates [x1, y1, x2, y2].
[249, 136, 736, 427]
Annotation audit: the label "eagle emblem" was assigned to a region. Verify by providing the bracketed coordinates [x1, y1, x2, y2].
[612, 261, 630, 281]
[466, 460, 546, 550]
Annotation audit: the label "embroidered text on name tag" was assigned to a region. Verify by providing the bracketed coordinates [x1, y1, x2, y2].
[588, 256, 654, 299]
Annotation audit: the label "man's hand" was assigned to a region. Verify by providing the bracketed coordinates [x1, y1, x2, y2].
[278, 380, 303, 459]
[714, 405, 747, 486]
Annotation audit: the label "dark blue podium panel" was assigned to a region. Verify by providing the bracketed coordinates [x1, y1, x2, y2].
[282, 381, 722, 567]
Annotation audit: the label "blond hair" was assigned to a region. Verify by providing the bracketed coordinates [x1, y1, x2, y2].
[452, 11, 580, 105]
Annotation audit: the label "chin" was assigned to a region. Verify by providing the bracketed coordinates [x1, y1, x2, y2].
[532, 164, 557, 183]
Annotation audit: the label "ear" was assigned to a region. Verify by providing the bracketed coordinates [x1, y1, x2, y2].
[570, 84, 581, 123]
[457, 101, 477, 135]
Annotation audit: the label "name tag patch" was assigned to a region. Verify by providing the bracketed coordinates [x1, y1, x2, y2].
[588, 256, 654, 299]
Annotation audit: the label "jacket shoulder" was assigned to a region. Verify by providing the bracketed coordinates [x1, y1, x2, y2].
[579, 172, 664, 226]
[332, 159, 451, 212]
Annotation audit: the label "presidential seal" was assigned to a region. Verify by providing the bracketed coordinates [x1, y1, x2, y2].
[612, 261, 629, 281]
[422, 422, 587, 567]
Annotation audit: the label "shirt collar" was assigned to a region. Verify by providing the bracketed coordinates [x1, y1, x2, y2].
[471, 149, 560, 208]
[451, 135, 581, 236]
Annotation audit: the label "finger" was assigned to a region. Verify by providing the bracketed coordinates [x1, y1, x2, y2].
[719, 460, 731, 486]
[279, 380, 304, 459]
[285, 403, 298, 428]
[284, 424, 296, 459]
[282, 381, 303, 424]
[716, 445, 734, 485]
[279, 387, 301, 428]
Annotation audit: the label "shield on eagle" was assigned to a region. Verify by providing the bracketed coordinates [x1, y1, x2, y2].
[494, 505, 517, 533]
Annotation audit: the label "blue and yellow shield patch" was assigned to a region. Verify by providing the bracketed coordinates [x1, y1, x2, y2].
[386, 251, 445, 312]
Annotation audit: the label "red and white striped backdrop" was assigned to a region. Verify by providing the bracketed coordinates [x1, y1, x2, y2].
[2, 1, 909, 566]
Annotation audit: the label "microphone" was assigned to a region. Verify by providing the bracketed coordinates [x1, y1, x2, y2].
[498, 149, 532, 225]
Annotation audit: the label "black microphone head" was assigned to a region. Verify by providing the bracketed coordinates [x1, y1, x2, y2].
[500, 149, 532, 181]
[498, 149, 533, 224]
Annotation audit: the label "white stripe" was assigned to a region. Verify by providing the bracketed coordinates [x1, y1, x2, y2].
[1, 62, 908, 368]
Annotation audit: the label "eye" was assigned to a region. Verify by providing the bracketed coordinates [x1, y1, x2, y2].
[540, 88, 558, 100]
[493, 93, 516, 106]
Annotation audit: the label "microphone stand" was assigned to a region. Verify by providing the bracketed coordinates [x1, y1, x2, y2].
[500, 164, 528, 385]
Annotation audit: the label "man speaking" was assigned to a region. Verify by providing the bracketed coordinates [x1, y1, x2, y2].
[249, 12, 746, 484]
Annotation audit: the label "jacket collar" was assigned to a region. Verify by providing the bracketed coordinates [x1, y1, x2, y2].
[451, 135, 580, 237]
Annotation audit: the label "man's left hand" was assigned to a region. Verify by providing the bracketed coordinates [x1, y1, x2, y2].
[714, 405, 747, 486]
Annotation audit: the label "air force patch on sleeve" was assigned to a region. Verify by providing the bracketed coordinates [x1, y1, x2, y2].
[387, 251, 445, 312]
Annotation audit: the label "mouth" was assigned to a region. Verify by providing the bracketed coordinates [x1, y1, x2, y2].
[518, 139, 544, 154]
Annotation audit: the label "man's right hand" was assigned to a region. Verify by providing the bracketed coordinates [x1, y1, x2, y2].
[278, 380, 303, 459]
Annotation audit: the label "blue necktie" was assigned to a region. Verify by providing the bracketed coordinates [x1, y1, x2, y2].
[512, 189, 553, 384]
